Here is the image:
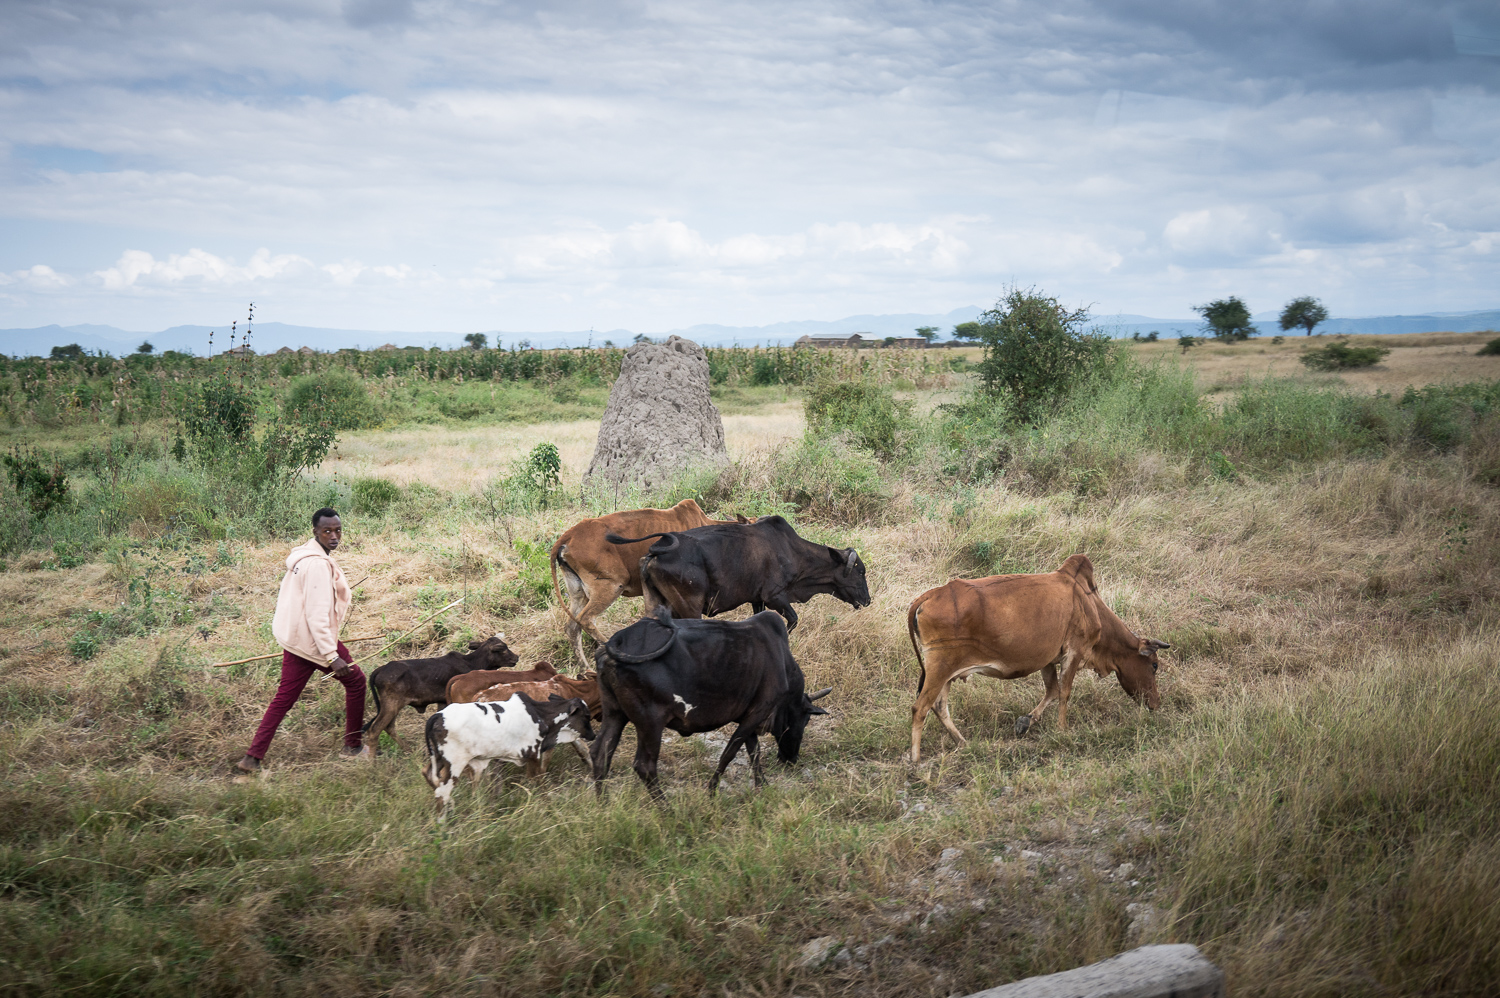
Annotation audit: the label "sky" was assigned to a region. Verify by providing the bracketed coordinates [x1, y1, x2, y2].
[1, 0, 1498, 334]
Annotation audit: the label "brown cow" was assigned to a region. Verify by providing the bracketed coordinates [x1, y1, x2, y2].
[474, 675, 603, 771]
[906, 554, 1169, 762]
[444, 661, 559, 706]
[551, 499, 747, 669]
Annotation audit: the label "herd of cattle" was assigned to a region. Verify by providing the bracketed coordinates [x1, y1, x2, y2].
[354, 499, 1170, 813]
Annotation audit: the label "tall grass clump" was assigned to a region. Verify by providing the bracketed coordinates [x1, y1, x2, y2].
[1163, 635, 1500, 993]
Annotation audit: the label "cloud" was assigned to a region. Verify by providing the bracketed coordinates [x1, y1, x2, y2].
[94, 248, 315, 289]
[0, 265, 73, 290]
[0, 0, 1497, 330]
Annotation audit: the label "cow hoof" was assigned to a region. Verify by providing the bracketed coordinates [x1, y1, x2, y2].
[1014, 716, 1032, 737]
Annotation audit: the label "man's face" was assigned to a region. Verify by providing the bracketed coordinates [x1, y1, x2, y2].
[314, 515, 342, 552]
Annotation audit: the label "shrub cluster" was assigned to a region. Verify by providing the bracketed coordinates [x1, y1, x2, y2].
[1301, 341, 1391, 371]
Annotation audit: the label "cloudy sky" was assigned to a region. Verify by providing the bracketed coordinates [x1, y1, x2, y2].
[1, 0, 1497, 334]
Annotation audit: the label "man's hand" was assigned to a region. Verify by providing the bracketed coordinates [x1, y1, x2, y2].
[331, 657, 352, 679]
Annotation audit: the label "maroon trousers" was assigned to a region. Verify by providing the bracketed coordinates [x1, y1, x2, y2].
[246, 641, 366, 760]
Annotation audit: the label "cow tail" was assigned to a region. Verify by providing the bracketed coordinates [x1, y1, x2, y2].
[551, 541, 586, 629]
[908, 597, 926, 693]
[361, 673, 380, 735]
[604, 531, 676, 549]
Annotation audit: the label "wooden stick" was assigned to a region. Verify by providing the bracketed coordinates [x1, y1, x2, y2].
[209, 633, 385, 668]
[319, 596, 467, 681]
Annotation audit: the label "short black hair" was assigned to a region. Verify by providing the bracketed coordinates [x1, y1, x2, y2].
[312, 507, 341, 528]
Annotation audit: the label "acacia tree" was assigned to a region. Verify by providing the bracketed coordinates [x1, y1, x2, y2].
[953, 321, 984, 341]
[915, 325, 939, 343]
[1193, 296, 1256, 342]
[1280, 296, 1329, 336]
[463, 332, 488, 350]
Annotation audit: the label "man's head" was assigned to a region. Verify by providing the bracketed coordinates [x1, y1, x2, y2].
[313, 507, 342, 553]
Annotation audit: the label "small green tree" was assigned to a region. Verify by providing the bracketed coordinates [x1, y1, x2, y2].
[463, 333, 488, 350]
[136, 341, 154, 354]
[1179, 335, 1200, 352]
[976, 286, 1108, 424]
[953, 321, 983, 341]
[1193, 296, 1256, 342]
[915, 325, 939, 343]
[50, 344, 84, 360]
[1280, 296, 1329, 336]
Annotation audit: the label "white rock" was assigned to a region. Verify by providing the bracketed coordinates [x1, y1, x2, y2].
[939, 847, 963, 866]
[793, 935, 842, 969]
[1115, 862, 1136, 879]
[1020, 849, 1043, 861]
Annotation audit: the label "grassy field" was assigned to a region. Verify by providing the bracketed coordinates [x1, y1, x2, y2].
[2, 335, 1499, 996]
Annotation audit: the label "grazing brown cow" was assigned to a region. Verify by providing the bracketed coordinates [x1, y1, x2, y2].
[444, 661, 559, 707]
[550, 499, 748, 669]
[906, 554, 1169, 762]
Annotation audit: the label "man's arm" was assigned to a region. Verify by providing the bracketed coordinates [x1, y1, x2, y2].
[302, 559, 346, 670]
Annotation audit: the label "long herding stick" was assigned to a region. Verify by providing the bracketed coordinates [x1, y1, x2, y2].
[317, 596, 467, 682]
[210, 634, 384, 668]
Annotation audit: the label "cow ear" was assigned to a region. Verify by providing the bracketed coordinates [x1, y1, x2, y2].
[808, 705, 829, 716]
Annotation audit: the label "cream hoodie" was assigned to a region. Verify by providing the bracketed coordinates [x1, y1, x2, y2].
[271, 537, 351, 666]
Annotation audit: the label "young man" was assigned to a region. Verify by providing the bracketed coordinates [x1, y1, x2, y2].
[235, 507, 365, 775]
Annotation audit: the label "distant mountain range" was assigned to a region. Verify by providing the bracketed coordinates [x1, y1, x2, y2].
[2, 306, 1496, 357]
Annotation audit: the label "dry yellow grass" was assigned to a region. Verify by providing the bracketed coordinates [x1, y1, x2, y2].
[1128, 330, 1500, 393]
[320, 403, 805, 488]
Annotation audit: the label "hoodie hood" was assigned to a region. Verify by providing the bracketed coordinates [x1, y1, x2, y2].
[286, 536, 331, 571]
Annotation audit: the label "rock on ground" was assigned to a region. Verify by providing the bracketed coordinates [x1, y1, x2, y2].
[586, 336, 727, 491]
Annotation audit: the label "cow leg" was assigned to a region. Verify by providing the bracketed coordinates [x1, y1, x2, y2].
[1016, 664, 1061, 737]
[745, 734, 766, 789]
[708, 718, 768, 793]
[1055, 656, 1084, 732]
[935, 687, 967, 747]
[630, 718, 667, 803]
[358, 695, 405, 759]
[909, 668, 952, 763]
[765, 596, 799, 632]
[573, 579, 625, 671]
[590, 711, 628, 795]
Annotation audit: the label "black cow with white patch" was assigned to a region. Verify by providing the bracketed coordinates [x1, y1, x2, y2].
[423, 692, 594, 815]
[605, 515, 871, 631]
[590, 606, 832, 801]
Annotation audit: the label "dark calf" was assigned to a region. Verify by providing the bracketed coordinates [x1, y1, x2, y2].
[359, 634, 519, 759]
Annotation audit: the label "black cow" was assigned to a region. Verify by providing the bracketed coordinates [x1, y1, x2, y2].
[590, 607, 832, 800]
[605, 515, 871, 631]
[359, 634, 520, 759]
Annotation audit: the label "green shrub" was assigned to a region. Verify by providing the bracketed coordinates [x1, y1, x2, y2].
[0, 486, 31, 555]
[1477, 337, 1500, 357]
[285, 368, 379, 430]
[2, 447, 68, 516]
[1301, 341, 1391, 371]
[803, 379, 913, 458]
[352, 477, 402, 515]
[1399, 382, 1500, 450]
[975, 286, 1113, 424]
[484, 442, 564, 517]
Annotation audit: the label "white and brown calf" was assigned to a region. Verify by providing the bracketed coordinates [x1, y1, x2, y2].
[422, 693, 594, 815]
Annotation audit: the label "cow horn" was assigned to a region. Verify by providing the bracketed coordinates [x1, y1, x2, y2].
[808, 687, 833, 701]
[1150, 638, 1171, 650]
[844, 548, 857, 570]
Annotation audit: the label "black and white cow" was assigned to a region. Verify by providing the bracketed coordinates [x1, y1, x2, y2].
[590, 607, 832, 801]
[422, 693, 594, 814]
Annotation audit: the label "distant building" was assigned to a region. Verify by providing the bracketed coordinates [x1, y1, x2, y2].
[222, 345, 255, 356]
[377, 343, 398, 351]
[883, 337, 929, 349]
[793, 332, 867, 349]
[275, 346, 294, 355]
[297, 346, 316, 355]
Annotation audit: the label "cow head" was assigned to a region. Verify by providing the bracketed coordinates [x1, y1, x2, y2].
[1117, 637, 1168, 710]
[467, 634, 521, 670]
[538, 694, 596, 747]
[772, 686, 833, 764]
[826, 547, 872, 609]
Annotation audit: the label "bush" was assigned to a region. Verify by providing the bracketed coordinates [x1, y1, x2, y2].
[975, 286, 1112, 424]
[352, 477, 402, 516]
[1478, 337, 1500, 357]
[772, 436, 891, 522]
[285, 368, 379, 430]
[1301, 341, 1391, 371]
[803, 378, 913, 458]
[3, 447, 68, 516]
[484, 443, 564, 517]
